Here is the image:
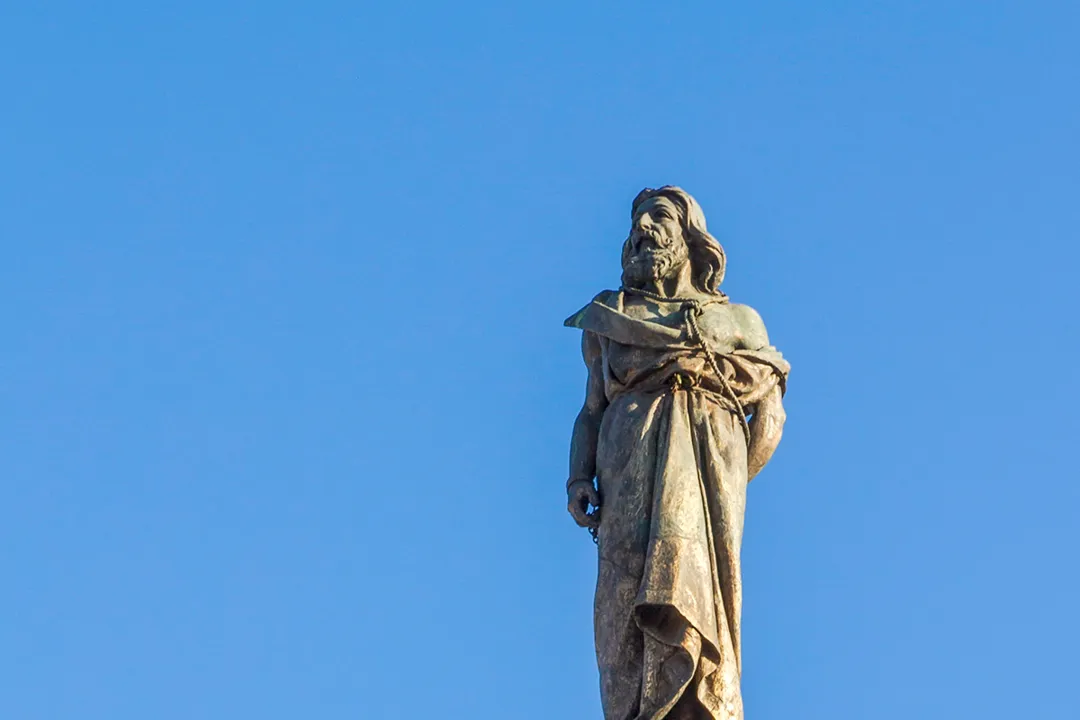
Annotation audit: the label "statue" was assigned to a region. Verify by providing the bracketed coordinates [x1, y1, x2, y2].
[564, 187, 790, 720]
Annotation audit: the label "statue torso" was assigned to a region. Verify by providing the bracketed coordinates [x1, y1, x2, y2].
[619, 293, 749, 355]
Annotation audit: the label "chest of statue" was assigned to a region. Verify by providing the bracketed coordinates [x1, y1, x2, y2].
[622, 298, 740, 354]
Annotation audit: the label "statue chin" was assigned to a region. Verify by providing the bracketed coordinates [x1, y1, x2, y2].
[622, 253, 684, 289]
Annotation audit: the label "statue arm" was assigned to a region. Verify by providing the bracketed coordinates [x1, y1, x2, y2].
[568, 330, 607, 486]
[747, 384, 786, 481]
[733, 304, 787, 480]
[567, 331, 607, 528]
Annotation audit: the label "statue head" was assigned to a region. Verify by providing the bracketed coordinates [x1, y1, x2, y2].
[621, 186, 727, 295]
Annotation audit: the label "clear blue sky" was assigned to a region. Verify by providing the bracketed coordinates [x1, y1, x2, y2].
[2, 2, 1078, 718]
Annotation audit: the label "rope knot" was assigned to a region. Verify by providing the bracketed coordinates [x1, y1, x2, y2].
[669, 372, 696, 391]
[618, 285, 751, 446]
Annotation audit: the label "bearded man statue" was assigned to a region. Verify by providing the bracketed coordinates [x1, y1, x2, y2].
[564, 187, 790, 720]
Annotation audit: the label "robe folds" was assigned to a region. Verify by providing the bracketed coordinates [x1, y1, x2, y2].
[565, 291, 789, 720]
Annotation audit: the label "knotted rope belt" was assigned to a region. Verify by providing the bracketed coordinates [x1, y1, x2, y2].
[620, 286, 752, 446]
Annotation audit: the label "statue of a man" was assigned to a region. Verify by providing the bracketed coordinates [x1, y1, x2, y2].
[564, 187, 789, 720]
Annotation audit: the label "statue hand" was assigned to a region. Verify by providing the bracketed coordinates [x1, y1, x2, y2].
[567, 479, 601, 529]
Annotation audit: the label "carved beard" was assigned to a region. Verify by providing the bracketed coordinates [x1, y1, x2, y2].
[622, 234, 690, 288]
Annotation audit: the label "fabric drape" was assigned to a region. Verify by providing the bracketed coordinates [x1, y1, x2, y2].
[566, 291, 789, 720]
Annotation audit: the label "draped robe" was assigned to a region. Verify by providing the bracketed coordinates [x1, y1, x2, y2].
[565, 290, 789, 720]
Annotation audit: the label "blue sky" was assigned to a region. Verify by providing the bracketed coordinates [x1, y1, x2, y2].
[2, 2, 1078, 718]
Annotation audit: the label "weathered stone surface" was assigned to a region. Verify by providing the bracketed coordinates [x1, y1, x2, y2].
[565, 187, 789, 720]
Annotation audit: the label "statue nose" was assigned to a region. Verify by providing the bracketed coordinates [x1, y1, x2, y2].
[632, 217, 654, 245]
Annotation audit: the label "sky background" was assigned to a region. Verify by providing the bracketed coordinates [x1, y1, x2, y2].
[2, 2, 1079, 718]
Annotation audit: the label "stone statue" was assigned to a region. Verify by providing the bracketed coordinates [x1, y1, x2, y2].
[564, 187, 790, 720]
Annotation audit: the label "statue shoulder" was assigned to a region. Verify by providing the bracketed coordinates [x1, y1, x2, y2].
[591, 289, 621, 308]
[728, 302, 771, 350]
[564, 289, 620, 329]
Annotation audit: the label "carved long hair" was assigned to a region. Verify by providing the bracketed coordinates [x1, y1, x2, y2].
[621, 186, 727, 295]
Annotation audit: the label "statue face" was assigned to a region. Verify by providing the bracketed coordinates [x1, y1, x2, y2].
[623, 196, 690, 287]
